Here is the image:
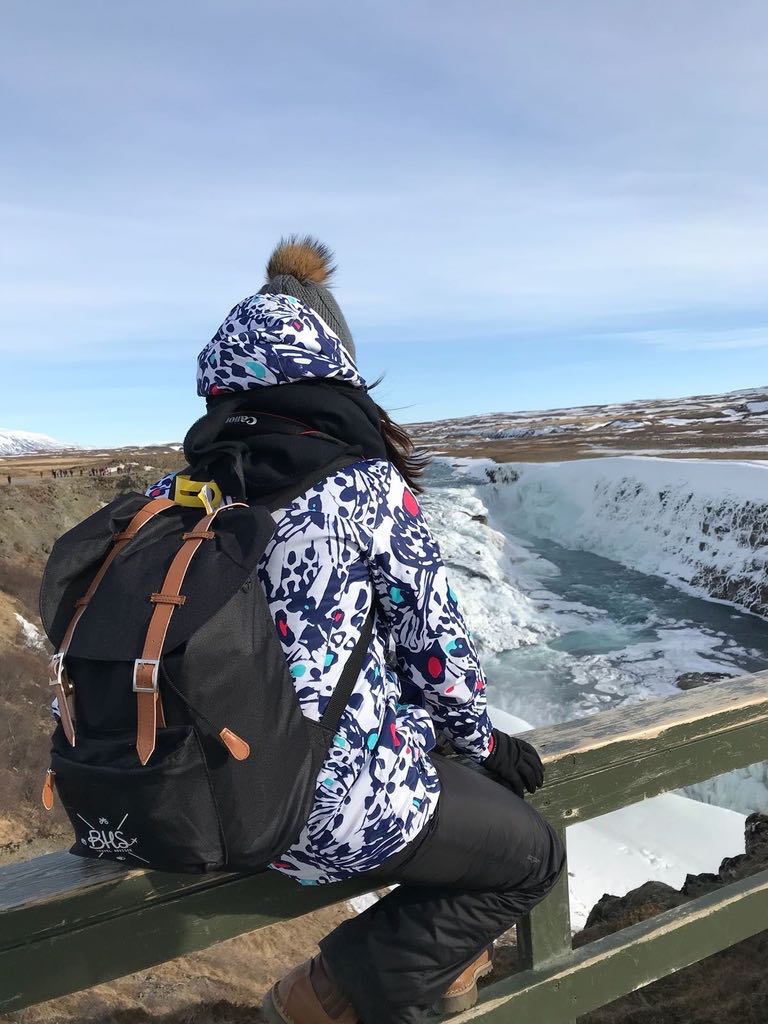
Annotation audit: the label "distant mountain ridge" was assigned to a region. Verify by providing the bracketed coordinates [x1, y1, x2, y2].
[408, 384, 768, 462]
[0, 429, 75, 456]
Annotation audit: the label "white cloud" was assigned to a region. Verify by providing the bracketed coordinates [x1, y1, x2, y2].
[624, 326, 768, 352]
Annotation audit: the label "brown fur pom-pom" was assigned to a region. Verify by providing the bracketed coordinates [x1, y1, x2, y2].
[266, 235, 336, 285]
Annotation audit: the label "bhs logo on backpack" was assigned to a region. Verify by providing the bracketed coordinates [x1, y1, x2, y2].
[76, 812, 149, 863]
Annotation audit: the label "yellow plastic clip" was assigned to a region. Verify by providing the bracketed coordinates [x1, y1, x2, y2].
[173, 475, 222, 512]
[198, 483, 215, 515]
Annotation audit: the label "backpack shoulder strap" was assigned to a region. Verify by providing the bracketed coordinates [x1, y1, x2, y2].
[133, 502, 248, 764]
[51, 498, 176, 747]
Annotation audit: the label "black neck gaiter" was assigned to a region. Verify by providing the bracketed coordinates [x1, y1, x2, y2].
[182, 381, 388, 502]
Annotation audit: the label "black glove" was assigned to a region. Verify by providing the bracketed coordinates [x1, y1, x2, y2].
[484, 729, 545, 798]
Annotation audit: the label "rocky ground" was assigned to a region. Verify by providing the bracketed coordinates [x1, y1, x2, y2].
[575, 813, 768, 1024]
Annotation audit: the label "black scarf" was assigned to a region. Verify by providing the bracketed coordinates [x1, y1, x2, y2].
[182, 381, 388, 503]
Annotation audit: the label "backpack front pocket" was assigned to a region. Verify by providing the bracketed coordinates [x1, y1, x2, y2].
[50, 725, 225, 872]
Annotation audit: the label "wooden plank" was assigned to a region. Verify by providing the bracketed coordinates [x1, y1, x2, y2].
[533, 713, 768, 827]
[526, 671, 768, 827]
[455, 867, 768, 1024]
[0, 867, 371, 1012]
[531, 670, 768, 780]
[1, 852, 169, 912]
[0, 853, 250, 951]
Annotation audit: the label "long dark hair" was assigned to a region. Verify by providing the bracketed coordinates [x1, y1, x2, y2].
[372, 399, 431, 494]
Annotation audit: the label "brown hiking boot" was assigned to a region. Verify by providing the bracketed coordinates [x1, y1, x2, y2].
[435, 946, 495, 1014]
[262, 954, 359, 1024]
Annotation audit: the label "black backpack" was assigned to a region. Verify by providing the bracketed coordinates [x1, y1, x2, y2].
[39, 462, 372, 873]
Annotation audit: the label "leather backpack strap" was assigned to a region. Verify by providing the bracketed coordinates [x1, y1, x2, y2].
[50, 498, 177, 747]
[134, 503, 247, 764]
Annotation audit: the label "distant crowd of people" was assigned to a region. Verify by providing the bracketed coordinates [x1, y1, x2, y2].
[3, 464, 133, 486]
[51, 466, 121, 478]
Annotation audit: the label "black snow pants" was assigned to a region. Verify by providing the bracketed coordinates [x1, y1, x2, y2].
[320, 754, 566, 1024]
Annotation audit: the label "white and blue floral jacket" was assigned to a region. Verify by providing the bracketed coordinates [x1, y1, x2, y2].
[145, 290, 493, 883]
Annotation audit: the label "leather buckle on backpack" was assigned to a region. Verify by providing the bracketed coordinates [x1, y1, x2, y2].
[133, 659, 160, 693]
[48, 653, 72, 694]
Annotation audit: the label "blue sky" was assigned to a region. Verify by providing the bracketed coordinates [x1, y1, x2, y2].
[2, 1, 768, 446]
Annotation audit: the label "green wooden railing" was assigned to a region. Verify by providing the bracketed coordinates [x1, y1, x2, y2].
[2, 671, 767, 1020]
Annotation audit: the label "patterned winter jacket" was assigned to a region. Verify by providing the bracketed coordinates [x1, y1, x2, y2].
[145, 292, 494, 883]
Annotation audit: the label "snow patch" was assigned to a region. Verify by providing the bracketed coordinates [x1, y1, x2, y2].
[15, 613, 45, 650]
[494, 425, 574, 439]
[606, 419, 648, 430]
[566, 793, 745, 931]
[347, 892, 384, 914]
[489, 707, 533, 735]
[496, 711, 751, 934]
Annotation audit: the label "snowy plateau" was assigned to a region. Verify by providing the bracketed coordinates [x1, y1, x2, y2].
[409, 384, 768, 463]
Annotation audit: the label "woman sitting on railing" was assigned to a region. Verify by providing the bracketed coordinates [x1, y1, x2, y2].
[147, 237, 566, 1024]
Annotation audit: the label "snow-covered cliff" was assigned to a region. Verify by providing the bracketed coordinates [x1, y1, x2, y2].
[482, 456, 768, 618]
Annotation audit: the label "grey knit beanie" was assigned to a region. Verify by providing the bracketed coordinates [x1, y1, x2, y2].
[258, 235, 356, 360]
